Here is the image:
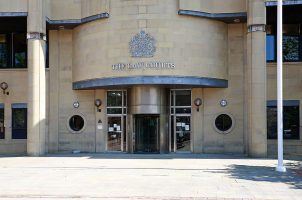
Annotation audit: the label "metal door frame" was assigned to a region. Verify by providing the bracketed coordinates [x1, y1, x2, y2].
[106, 90, 127, 152]
[169, 89, 192, 153]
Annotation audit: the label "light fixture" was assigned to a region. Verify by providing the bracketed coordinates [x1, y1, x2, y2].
[220, 99, 228, 107]
[73, 101, 80, 109]
[194, 98, 202, 112]
[0, 82, 9, 95]
[95, 99, 102, 112]
[234, 18, 240, 23]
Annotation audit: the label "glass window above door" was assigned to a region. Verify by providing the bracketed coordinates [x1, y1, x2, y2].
[107, 91, 123, 107]
[171, 90, 191, 114]
[175, 90, 191, 107]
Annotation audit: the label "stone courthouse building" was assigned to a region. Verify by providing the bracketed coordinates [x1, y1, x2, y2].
[0, 0, 301, 157]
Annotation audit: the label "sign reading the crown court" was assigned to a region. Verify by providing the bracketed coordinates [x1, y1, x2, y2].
[112, 62, 175, 71]
[112, 31, 175, 71]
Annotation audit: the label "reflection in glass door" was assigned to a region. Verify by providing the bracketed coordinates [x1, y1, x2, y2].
[107, 117, 122, 151]
[170, 90, 192, 152]
[176, 116, 191, 151]
[135, 115, 159, 153]
[0, 105, 4, 139]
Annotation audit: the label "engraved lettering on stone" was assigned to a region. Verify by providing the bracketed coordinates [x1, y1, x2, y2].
[112, 62, 175, 71]
[129, 31, 156, 57]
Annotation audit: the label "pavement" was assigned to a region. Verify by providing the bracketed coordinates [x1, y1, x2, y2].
[0, 153, 301, 200]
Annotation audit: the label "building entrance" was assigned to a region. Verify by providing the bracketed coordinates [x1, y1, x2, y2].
[134, 115, 159, 153]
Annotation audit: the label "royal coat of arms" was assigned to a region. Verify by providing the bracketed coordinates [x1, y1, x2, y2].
[129, 31, 156, 58]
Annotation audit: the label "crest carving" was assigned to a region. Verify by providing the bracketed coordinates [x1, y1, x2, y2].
[129, 31, 156, 58]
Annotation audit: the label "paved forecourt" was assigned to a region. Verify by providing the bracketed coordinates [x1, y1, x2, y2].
[0, 154, 301, 200]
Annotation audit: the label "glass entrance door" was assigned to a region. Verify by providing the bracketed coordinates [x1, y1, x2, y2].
[175, 116, 191, 151]
[134, 115, 159, 153]
[170, 90, 192, 152]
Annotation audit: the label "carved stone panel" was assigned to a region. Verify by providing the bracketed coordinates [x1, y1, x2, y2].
[129, 31, 156, 58]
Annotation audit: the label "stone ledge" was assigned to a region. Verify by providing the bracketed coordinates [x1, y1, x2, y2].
[178, 9, 247, 24]
[46, 12, 110, 29]
[73, 76, 228, 90]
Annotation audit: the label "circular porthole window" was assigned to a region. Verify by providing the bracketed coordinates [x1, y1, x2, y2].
[68, 115, 85, 133]
[214, 114, 234, 134]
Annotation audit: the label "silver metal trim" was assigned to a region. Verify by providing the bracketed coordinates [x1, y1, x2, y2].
[0, 12, 27, 17]
[11, 103, 27, 109]
[266, 0, 302, 6]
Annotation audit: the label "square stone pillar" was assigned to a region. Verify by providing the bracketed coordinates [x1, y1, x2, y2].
[27, 0, 47, 156]
[246, 0, 267, 157]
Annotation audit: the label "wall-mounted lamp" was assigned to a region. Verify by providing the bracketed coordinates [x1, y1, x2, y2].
[95, 99, 102, 112]
[194, 98, 202, 112]
[0, 82, 9, 95]
[233, 18, 240, 23]
[220, 99, 228, 107]
[73, 101, 80, 109]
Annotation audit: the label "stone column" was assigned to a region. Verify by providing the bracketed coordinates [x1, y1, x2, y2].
[27, 0, 46, 156]
[246, 0, 267, 157]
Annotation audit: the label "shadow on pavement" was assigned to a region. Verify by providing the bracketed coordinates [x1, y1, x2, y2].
[43, 153, 250, 160]
[205, 162, 302, 190]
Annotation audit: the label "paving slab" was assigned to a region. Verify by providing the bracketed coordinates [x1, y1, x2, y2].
[0, 154, 301, 200]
